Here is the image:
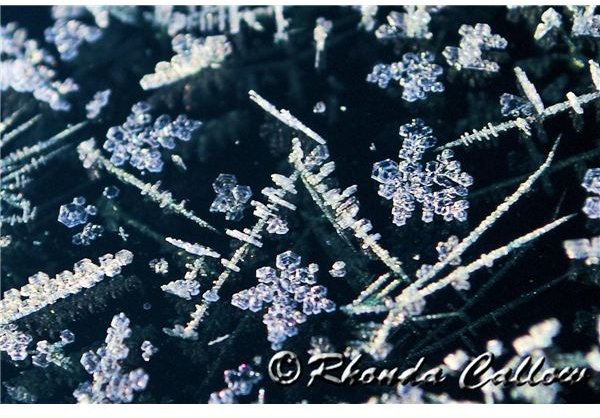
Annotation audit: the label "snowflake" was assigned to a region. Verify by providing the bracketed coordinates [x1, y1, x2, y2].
[367, 52, 444, 102]
[443, 23, 507, 72]
[102, 101, 201, 173]
[231, 250, 335, 350]
[209, 174, 252, 221]
[371, 119, 473, 226]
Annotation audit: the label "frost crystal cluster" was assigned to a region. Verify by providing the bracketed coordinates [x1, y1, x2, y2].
[231, 251, 335, 350]
[103, 101, 202, 173]
[582, 168, 600, 219]
[443, 23, 507, 72]
[367, 52, 444, 102]
[371, 119, 473, 226]
[209, 363, 262, 404]
[161, 279, 200, 300]
[569, 6, 600, 38]
[44, 17, 102, 61]
[140, 34, 232, 90]
[210, 174, 253, 221]
[0, 250, 134, 325]
[31, 329, 75, 368]
[74, 313, 148, 403]
[86, 89, 111, 119]
[0, 325, 32, 361]
[375, 6, 433, 40]
[0, 23, 78, 110]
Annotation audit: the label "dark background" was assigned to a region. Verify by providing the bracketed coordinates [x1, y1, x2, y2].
[1, 6, 599, 403]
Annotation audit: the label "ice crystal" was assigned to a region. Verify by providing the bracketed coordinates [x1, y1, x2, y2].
[499, 93, 534, 118]
[312, 101, 326, 114]
[72, 223, 103, 246]
[231, 251, 335, 350]
[366, 52, 444, 102]
[209, 363, 261, 404]
[161, 279, 200, 300]
[375, 6, 433, 40]
[569, 6, 600, 37]
[436, 235, 461, 266]
[102, 185, 120, 199]
[313, 17, 332, 69]
[0, 324, 32, 361]
[44, 17, 102, 61]
[140, 34, 232, 90]
[141, 340, 158, 362]
[103, 102, 201, 173]
[86, 89, 111, 119]
[329, 261, 346, 277]
[534, 8, 562, 40]
[581, 168, 600, 219]
[31, 330, 74, 368]
[74, 313, 148, 404]
[371, 119, 473, 226]
[0, 23, 79, 110]
[582, 168, 600, 195]
[0, 250, 133, 325]
[210, 174, 253, 221]
[58, 196, 94, 228]
[4, 384, 37, 403]
[443, 23, 507, 72]
[149, 258, 169, 275]
[563, 237, 600, 265]
[356, 6, 378, 32]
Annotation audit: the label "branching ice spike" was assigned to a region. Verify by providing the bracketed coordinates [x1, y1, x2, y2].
[368, 214, 574, 359]
[164, 170, 300, 339]
[1, 121, 87, 168]
[166, 237, 220, 258]
[409, 136, 560, 291]
[441, 61, 600, 149]
[289, 138, 409, 281]
[77, 139, 218, 233]
[248, 90, 326, 144]
[417, 214, 575, 300]
[0, 114, 42, 149]
[514, 67, 544, 114]
[0, 250, 134, 325]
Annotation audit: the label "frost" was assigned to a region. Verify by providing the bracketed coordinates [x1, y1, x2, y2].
[231, 251, 335, 350]
[443, 23, 507, 72]
[371, 119, 473, 226]
[367, 52, 444, 102]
